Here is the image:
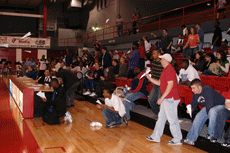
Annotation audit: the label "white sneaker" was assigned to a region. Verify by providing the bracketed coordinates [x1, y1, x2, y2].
[83, 91, 91, 95]
[65, 111, 72, 123]
[89, 92, 96, 97]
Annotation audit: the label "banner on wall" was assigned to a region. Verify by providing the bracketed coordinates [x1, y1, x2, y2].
[0, 36, 50, 49]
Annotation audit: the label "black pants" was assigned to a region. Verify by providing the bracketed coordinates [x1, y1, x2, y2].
[66, 82, 80, 106]
[139, 58, 145, 70]
[132, 22, 136, 34]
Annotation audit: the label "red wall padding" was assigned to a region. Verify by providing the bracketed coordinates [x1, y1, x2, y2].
[0, 48, 16, 68]
[21, 49, 38, 61]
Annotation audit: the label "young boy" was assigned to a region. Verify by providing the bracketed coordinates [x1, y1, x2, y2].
[96, 88, 128, 128]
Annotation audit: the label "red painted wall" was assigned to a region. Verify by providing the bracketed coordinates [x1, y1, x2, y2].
[21, 49, 38, 61]
[0, 48, 16, 69]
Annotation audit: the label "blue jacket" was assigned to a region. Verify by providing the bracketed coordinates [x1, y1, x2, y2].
[130, 72, 148, 96]
[26, 71, 37, 80]
[198, 28, 204, 43]
[65, 55, 73, 67]
[191, 86, 225, 114]
[128, 49, 140, 71]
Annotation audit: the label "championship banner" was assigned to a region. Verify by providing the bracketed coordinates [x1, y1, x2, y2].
[8, 36, 31, 48]
[30, 38, 50, 49]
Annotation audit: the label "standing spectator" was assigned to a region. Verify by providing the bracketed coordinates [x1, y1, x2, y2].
[148, 49, 163, 116]
[138, 39, 145, 70]
[212, 21, 222, 54]
[38, 55, 48, 77]
[155, 38, 162, 50]
[57, 68, 80, 107]
[216, 0, 226, 20]
[93, 40, 101, 50]
[132, 13, 137, 34]
[96, 88, 127, 128]
[216, 38, 229, 53]
[182, 79, 225, 146]
[195, 23, 204, 51]
[83, 47, 94, 67]
[145, 54, 182, 145]
[112, 59, 119, 75]
[190, 51, 206, 73]
[71, 61, 87, 79]
[173, 34, 184, 52]
[41, 78, 67, 125]
[20, 59, 28, 76]
[117, 57, 128, 78]
[26, 65, 37, 80]
[132, 8, 141, 34]
[128, 42, 140, 78]
[112, 50, 120, 60]
[95, 48, 102, 63]
[211, 90, 230, 147]
[65, 49, 73, 68]
[101, 47, 112, 76]
[183, 26, 200, 56]
[124, 67, 148, 120]
[151, 29, 173, 54]
[116, 14, 124, 37]
[143, 36, 151, 56]
[183, 28, 190, 58]
[181, 25, 187, 36]
[216, 50, 229, 75]
[179, 59, 200, 86]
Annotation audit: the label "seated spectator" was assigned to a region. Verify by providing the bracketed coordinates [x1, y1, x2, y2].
[143, 36, 151, 56]
[19, 59, 28, 76]
[83, 47, 94, 67]
[203, 53, 216, 71]
[171, 58, 179, 76]
[216, 50, 229, 76]
[109, 51, 113, 59]
[71, 61, 87, 79]
[182, 79, 225, 146]
[202, 53, 219, 76]
[117, 57, 128, 78]
[190, 51, 206, 73]
[216, 39, 229, 53]
[183, 26, 200, 56]
[179, 59, 200, 86]
[37, 69, 52, 86]
[96, 67, 115, 97]
[83, 63, 104, 97]
[138, 39, 145, 70]
[144, 54, 151, 70]
[26, 65, 37, 80]
[172, 34, 184, 52]
[112, 59, 119, 75]
[96, 88, 128, 128]
[148, 49, 163, 116]
[124, 67, 148, 120]
[211, 90, 230, 147]
[40, 78, 67, 125]
[112, 50, 120, 60]
[54, 59, 61, 72]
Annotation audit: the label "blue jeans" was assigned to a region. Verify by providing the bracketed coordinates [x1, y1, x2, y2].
[123, 88, 146, 120]
[104, 68, 108, 76]
[85, 79, 98, 91]
[213, 45, 219, 52]
[183, 47, 190, 58]
[190, 46, 198, 56]
[198, 42, 204, 51]
[214, 108, 230, 142]
[102, 108, 123, 126]
[148, 85, 161, 115]
[202, 69, 218, 76]
[186, 105, 225, 142]
[117, 25, 123, 37]
[150, 98, 182, 143]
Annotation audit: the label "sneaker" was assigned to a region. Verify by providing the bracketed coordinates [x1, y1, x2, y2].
[168, 140, 182, 145]
[123, 116, 128, 125]
[146, 136, 160, 142]
[106, 122, 117, 128]
[206, 134, 212, 140]
[89, 92, 96, 97]
[65, 111, 73, 123]
[83, 91, 91, 95]
[221, 141, 230, 147]
[181, 139, 195, 146]
[210, 137, 217, 143]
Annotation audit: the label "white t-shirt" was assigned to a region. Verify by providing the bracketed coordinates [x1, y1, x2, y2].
[55, 62, 61, 72]
[71, 66, 87, 79]
[179, 65, 200, 82]
[116, 18, 124, 25]
[144, 41, 151, 52]
[113, 54, 120, 60]
[105, 94, 126, 117]
[39, 60, 48, 70]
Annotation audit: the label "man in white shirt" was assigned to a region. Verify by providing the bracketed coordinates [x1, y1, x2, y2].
[112, 50, 120, 60]
[179, 59, 200, 86]
[96, 88, 128, 128]
[116, 14, 124, 37]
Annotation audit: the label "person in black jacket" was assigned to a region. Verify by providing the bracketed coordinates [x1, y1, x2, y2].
[36, 69, 52, 86]
[26, 65, 37, 80]
[57, 68, 80, 107]
[41, 78, 67, 125]
[101, 47, 112, 76]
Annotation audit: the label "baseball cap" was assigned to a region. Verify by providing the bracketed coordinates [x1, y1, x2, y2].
[159, 54, 172, 62]
[222, 39, 228, 43]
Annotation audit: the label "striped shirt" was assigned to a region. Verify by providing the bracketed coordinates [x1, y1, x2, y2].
[151, 60, 163, 80]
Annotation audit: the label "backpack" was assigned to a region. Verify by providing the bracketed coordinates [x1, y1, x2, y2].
[113, 86, 125, 102]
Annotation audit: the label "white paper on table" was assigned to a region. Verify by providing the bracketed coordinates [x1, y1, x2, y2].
[186, 104, 192, 117]
[140, 69, 151, 79]
[21, 32, 31, 39]
[36, 91, 46, 99]
[96, 100, 102, 105]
